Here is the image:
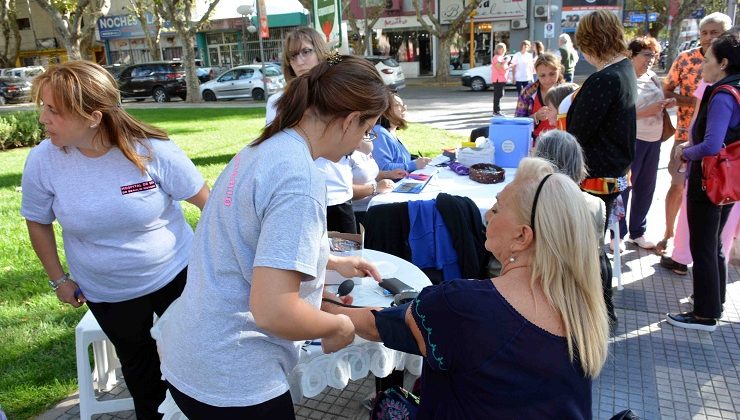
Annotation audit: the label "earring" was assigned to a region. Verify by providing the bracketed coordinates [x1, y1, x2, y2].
[90, 124, 98, 129]
[509, 255, 516, 263]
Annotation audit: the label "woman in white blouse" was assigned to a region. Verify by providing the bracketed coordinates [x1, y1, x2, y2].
[618, 37, 676, 249]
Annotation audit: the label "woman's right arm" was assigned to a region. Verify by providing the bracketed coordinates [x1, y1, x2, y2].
[372, 129, 412, 172]
[250, 266, 355, 352]
[26, 220, 85, 307]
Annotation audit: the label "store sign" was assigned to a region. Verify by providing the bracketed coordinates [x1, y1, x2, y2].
[439, 0, 527, 23]
[561, 0, 621, 33]
[314, 0, 342, 47]
[356, 15, 432, 30]
[97, 13, 173, 40]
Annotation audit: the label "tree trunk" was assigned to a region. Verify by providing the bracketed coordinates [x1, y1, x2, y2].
[63, 37, 82, 60]
[180, 30, 201, 103]
[436, 36, 452, 83]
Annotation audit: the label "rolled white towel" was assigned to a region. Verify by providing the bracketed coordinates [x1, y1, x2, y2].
[288, 364, 307, 403]
[344, 346, 370, 380]
[404, 354, 423, 376]
[368, 343, 397, 378]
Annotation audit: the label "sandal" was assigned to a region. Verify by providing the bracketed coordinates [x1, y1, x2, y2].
[655, 239, 668, 255]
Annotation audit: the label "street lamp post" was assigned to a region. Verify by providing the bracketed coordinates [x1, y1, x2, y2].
[237, 3, 268, 100]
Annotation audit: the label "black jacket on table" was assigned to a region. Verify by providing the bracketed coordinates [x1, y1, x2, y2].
[566, 58, 637, 179]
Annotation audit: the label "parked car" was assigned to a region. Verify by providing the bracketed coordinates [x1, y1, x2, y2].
[364, 56, 405, 91]
[103, 64, 125, 79]
[461, 56, 516, 92]
[199, 65, 285, 101]
[0, 76, 32, 105]
[2, 66, 44, 80]
[116, 61, 187, 103]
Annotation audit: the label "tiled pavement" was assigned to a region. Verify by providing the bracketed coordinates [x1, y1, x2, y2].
[39, 115, 740, 419]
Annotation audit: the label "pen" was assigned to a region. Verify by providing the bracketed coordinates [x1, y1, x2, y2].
[417, 151, 424, 158]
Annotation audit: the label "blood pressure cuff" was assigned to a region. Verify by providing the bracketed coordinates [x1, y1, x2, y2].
[372, 302, 422, 356]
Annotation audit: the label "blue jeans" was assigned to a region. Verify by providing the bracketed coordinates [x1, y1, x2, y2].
[619, 139, 661, 239]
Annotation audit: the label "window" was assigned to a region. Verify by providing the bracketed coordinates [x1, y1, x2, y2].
[219, 70, 238, 82]
[16, 18, 30, 30]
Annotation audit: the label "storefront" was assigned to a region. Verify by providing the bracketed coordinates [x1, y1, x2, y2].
[440, 0, 527, 69]
[348, 2, 435, 77]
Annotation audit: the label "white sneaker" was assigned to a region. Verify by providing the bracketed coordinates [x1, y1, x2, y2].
[609, 239, 625, 253]
[628, 236, 656, 249]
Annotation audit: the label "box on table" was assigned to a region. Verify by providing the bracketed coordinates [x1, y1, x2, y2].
[489, 116, 533, 168]
[325, 225, 365, 285]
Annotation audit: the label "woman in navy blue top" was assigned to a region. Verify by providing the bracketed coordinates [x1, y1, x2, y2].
[323, 158, 610, 419]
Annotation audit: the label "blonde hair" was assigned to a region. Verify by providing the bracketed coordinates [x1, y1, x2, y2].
[513, 158, 609, 378]
[282, 27, 330, 82]
[32, 60, 168, 173]
[576, 10, 628, 62]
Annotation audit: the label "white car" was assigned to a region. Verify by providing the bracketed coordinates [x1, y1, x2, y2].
[461, 56, 515, 92]
[199, 64, 285, 101]
[365, 56, 405, 90]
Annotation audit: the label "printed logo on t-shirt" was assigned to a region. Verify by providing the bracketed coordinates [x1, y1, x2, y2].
[120, 180, 157, 195]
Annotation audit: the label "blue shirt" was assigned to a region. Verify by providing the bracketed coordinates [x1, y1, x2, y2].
[409, 279, 592, 419]
[372, 124, 417, 172]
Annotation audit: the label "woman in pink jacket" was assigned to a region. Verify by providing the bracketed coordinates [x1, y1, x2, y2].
[491, 43, 510, 116]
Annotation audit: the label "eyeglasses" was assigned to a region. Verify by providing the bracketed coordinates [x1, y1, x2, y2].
[639, 51, 657, 60]
[362, 130, 377, 143]
[289, 48, 315, 62]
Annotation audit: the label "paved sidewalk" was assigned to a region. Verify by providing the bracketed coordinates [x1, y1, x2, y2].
[39, 117, 739, 420]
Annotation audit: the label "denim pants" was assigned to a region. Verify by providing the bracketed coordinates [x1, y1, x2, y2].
[619, 139, 662, 239]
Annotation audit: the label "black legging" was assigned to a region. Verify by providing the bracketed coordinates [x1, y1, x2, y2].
[168, 383, 295, 420]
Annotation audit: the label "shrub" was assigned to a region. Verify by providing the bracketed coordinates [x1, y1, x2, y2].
[0, 111, 44, 150]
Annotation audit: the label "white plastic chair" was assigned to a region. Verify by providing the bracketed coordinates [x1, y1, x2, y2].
[610, 219, 623, 290]
[75, 310, 134, 419]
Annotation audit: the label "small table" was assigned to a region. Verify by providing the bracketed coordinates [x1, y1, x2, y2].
[155, 249, 431, 415]
[368, 166, 516, 220]
[288, 248, 431, 401]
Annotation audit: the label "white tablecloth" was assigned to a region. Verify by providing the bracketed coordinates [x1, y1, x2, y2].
[155, 249, 431, 417]
[368, 166, 516, 220]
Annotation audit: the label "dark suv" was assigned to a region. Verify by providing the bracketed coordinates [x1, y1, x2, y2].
[116, 62, 186, 102]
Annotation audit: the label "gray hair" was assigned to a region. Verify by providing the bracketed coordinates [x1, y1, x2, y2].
[559, 33, 573, 46]
[534, 130, 588, 183]
[699, 12, 732, 31]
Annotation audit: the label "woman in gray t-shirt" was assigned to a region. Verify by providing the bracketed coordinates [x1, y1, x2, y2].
[158, 55, 390, 417]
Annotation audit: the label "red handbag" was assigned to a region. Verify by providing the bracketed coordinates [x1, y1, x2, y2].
[702, 141, 740, 205]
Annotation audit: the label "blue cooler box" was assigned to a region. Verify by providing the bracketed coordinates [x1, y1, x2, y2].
[489, 116, 534, 168]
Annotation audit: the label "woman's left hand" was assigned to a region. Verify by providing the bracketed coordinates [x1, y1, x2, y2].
[674, 142, 689, 162]
[329, 256, 381, 282]
[662, 97, 677, 110]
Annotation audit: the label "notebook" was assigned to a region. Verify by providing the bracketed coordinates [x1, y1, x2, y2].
[393, 167, 438, 194]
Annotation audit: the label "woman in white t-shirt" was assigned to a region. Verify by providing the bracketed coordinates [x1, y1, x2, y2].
[510, 40, 535, 94]
[267, 27, 358, 233]
[617, 37, 676, 248]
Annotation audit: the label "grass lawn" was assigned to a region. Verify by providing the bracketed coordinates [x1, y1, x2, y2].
[0, 106, 465, 419]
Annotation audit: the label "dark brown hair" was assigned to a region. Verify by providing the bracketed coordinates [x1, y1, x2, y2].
[710, 29, 740, 74]
[254, 56, 388, 146]
[32, 60, 168, 173]
[281, 27, 330, 82]
[576, 10, 628, 62]
[628, 36, 661, 57]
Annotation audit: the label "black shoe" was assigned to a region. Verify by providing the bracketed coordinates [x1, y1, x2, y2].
[660, 256, 688, 275]
[666, 311, 717, 332]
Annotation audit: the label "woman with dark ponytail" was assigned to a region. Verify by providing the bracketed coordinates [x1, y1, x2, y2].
[158, 55, 389, 418]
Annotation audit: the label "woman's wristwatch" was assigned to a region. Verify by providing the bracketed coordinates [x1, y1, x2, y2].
[49, 273, 70, 290]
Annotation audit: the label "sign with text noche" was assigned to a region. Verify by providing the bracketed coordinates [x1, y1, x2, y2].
[257, 0, 269, 38]
[97, 13, 173, 40]
[439, 0, 527, 23]
[313, 0, 342, 47]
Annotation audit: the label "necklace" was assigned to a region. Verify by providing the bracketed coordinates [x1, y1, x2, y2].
[600, 54, 623, 70]
[294, 125, 314, 158]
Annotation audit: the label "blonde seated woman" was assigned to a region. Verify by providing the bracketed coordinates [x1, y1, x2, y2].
[323, 158, 609, 418]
